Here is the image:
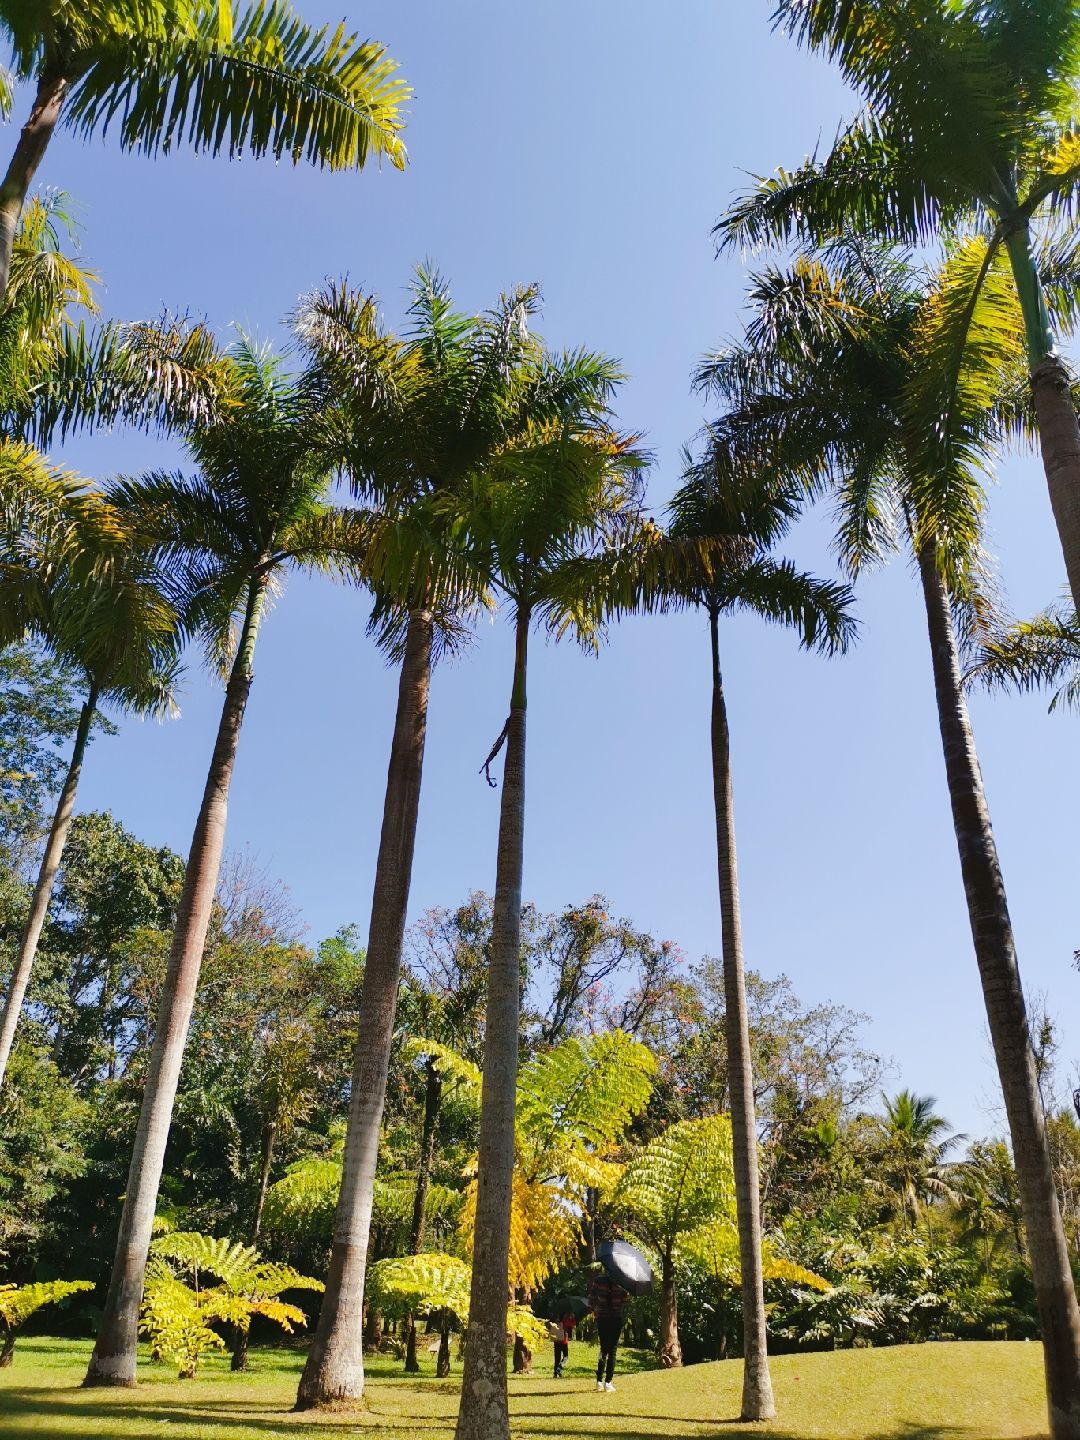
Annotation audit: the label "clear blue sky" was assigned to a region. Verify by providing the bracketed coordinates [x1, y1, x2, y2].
[34, 0, 1079, 1137]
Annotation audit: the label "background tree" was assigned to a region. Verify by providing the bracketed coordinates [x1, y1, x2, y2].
[141, 1230, 322, 1379]
[0, 642, 89, 871]
[873, 1091, 962, 1235]
[0, 503, 182, 1090]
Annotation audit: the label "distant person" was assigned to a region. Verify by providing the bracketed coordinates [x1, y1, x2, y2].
[587, 1264, 629, 1392]
[550, 1310, 576, 1377]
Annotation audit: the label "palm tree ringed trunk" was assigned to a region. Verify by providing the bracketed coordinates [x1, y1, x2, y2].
[0, 71, 68, 305]
[84, 576, 267, 1388]
[916, 542, 1080, 1440]
[455, 604, 530, 1440]
[0, 680, 98, 1089]
[405, 1059, 443, 1372]
[1003, 222, 1080, 620]
[295, 608, 434, 1409]
[708, 608, 776, 1422]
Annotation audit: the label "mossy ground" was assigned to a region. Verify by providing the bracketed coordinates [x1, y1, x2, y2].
[0, 1337, 1046, 1439]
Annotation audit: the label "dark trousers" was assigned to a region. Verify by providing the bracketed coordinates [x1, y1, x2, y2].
[596, 1316, 622, 1382]
[553, 1340, 567, 1374]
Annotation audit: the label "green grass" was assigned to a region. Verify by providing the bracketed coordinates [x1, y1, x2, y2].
[0, 1337, 1047, 1440]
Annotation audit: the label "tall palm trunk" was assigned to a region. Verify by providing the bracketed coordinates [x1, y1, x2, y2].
[1003, 224, 1080, 619]
[296, 608, 434, 1409]
[405, 1059, 443, 1372]
[708, 610, 776, 1422]
[0, 680, 97, 1088]
[0, 72, 67, 305]
[917, 542, 1080, 1440]
[455, 605, 530, 1440]
[85, 576, 267, 1388]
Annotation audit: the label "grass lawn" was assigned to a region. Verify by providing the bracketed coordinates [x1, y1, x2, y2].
[0, 1337, 1047, 1440]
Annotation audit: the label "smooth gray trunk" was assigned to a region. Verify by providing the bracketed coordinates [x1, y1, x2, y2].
[0, 683, 97, 1088]
[917, 544, 1080, 1440]
[295, 609, 433, 1409]
[85, 581, 265, 1387]
[709, 610, 775, 1421]
[455, 609, 529, 1440]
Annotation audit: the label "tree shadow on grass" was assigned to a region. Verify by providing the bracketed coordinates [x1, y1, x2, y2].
[0, 1390, 1048, 1440]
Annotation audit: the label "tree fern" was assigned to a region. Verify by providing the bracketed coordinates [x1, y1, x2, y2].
[0, 1280, 93, 1364]
[141, 1230, 322, 1376]
[614, 1115, 737, 1252]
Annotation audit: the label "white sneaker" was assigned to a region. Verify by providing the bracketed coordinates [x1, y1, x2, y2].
[605, 1382, 616, 1392]
[596, 1380, 604, 1391]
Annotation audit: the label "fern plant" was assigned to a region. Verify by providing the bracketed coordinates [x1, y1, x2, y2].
[614, 1115, 736, 1366]
[416, 1028, 656, 1294]
[0, 1279, 93, 1366]
[140, 1231, 322, 1377]
[365, 1252, 546, 1376]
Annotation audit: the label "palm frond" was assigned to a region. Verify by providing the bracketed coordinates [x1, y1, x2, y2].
[64, 0, 409, 171]
[29, 313, 231, 447]
[903, 232, 1024, 583]
[965, 603, 1080, 711]
[715, 112, 966, 254]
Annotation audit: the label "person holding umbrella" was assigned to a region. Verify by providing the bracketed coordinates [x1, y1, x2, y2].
[587, 1263, 629, 1392]
[588, 1240, 654, 1393]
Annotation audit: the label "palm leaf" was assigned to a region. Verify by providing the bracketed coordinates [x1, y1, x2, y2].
[65, 0, 409, 171]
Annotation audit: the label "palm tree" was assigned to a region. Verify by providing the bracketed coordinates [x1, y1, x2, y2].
[701, 237, 1080, 1439]
[451, 380, 645, 1440]
[0, 499, 181, 1089]
[0, 0, 408, 302]
[84, 339, 384, 1387]
[968, 604, 1080, 713]
[290, 272, 578, 1410]
[874, 1091, 961, 1233]
[717, 0, 1080, 620]
[568, 462, 852, 1417]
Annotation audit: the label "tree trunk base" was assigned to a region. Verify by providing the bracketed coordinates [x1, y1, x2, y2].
[404, 1318, 420, 1372]
[436, 1326, 451, 1378]
[82, 1353, 138, 1389]
[512, 1335, 532, 1374]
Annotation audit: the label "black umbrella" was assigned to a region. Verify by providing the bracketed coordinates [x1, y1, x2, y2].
[598, 1239, 654, 1295]
[553, 1293, 590, 1320]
